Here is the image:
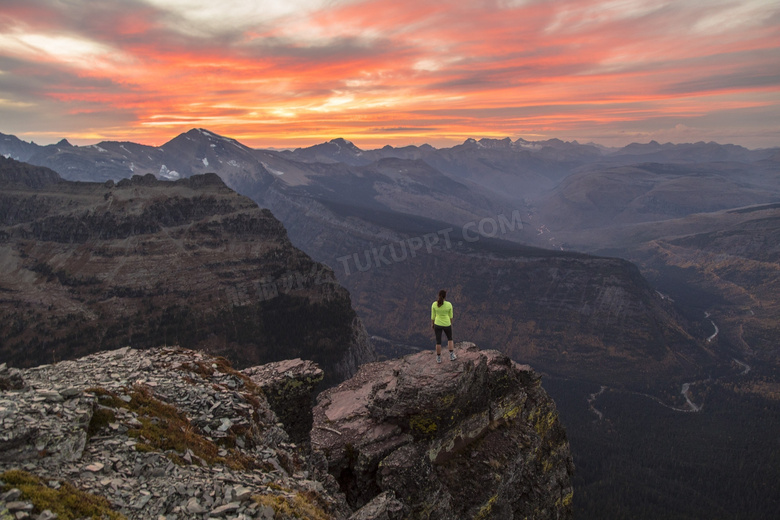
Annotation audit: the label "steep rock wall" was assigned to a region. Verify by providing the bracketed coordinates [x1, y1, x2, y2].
[312, 342, 574, 520]
[0, 160, 375, 384]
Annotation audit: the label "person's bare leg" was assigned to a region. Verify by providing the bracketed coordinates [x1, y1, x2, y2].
[448, 340, 454, 352]
[436, 344, 442, 355]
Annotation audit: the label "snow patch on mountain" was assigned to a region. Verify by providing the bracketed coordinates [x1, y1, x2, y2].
[261, 161, 284, 176]
[515, 140, 543, 150]
[158, 165, 180, 180]
[199, 128, 238, 145]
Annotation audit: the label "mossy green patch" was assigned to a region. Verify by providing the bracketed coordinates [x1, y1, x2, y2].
[410, 414, 438, 437]
[439, 393, 456, 407]
[528, 406, 557, 438]
[253, 491, 331, 520]
[86, 385, 253, 470]
[0, 470, 125, 520]
[473, 494, 498, 520]
[87, 406, 116, 437]
[134, 442, 155, 453]
[501, 404, 522, 422]
[555, 490, 573, 509]
[86, 387, 125, 408]
[279, 379, 304, 393]
[125, 386, 219, 461]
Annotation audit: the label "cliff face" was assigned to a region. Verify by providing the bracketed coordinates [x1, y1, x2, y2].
[258, 186, 705, 387]
[0, 157, 375, 384]
[312, 342, 574, 520]
[0, 345, 571, 520]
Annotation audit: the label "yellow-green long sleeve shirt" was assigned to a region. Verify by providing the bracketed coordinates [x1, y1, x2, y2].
[431, 301, 453, 326]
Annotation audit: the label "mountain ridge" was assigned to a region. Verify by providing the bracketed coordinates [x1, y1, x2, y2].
[3, 129, 777, 185]
[0, 157, 375, 386]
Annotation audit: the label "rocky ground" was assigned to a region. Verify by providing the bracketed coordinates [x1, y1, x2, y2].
[0, 342, 573, 520]
[0, 346, 347, 520]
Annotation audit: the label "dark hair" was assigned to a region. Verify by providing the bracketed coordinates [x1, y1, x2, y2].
[437, 289, 446, 307]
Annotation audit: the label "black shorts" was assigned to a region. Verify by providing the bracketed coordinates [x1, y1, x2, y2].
[434, 324, 452, 344]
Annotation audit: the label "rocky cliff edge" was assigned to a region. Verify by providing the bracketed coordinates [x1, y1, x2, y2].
[0, 343, 572, 520]
[312, 342, 574, 520]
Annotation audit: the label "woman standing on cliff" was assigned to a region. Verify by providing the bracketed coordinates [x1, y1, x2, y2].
[431, 289, 455, 364]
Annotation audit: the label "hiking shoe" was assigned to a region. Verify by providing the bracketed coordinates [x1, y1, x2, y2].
[436, 354, 442, 364]
[449, 351, 457, 361]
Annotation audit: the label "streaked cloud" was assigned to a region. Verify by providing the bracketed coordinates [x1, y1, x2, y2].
[0, 0, 778, 148]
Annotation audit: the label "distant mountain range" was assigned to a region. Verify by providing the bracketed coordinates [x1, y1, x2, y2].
[3, 129, 776, 186]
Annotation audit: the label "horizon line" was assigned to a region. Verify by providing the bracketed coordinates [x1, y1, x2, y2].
[2, 127, 777, 152]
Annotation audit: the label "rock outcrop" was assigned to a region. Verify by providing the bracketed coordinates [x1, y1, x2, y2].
[0, 344, 572, 520]
[243, 358, 324, 445]
[312, 342, 574, 519]
[0, 346, 352, 519]
[0, 364, 26, 392]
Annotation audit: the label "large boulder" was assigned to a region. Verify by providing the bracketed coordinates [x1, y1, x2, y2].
[243, 358, 324, 445]
[312, 342, 574, 520]
[0, 364, 26, 392]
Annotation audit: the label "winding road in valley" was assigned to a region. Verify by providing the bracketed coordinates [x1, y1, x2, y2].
[680, 383, 702, 412]
[587, 311, 756, 420]
[705, 311, 719, 343]
[733, 358, 751, 375]
[588, 386, 607, 421]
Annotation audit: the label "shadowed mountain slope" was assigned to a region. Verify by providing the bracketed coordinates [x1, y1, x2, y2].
[0, 157, 374, 384]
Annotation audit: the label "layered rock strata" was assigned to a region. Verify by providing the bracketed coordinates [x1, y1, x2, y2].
[0, 158, 375, 384]
[312, 342, 574, 519]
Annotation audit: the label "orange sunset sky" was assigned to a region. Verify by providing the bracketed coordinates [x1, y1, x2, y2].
[1, 0, 779, 149]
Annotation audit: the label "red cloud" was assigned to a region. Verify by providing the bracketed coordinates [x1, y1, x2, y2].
[0, 0, 778, 148]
